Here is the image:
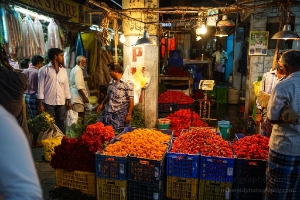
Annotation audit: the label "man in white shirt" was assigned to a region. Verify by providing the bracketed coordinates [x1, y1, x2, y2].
[212, 44, 228, 83]
[69, 56, 89, 124]
[37, 48, 72, 133]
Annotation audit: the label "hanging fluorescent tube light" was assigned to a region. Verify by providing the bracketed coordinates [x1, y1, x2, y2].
[136, 31, 156, 45]
[14, 6, 52, 22]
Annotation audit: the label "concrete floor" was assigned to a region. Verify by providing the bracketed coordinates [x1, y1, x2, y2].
[32, 147, 55, 200]
[32, 103, 247, 199]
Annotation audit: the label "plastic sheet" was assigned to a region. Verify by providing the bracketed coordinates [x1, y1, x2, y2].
[33, 17, 46, 56]
[47, 19, 62, 50]
[21, 15, 39, 58]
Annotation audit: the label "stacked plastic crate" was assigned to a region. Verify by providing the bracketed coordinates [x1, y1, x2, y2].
[55, 169, 96, 196]
[165, 150, 200, 200]
[95, 130, 129, 200]
[168, 50, 183, 66]
[96, 127, 173, 200]
[166, 129, 200, 200]
[216, 86, 228, 104]
[232, 134, 267, 200]
[198, 146, 235, 200]
[127, 128, 173, 200]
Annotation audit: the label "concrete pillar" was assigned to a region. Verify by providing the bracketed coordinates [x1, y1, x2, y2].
[122, 0, 159, 128]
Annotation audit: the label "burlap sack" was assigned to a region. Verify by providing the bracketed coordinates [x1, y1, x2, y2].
[257, 91, 270, 108]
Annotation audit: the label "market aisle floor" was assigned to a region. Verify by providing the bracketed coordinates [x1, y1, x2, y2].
[32, 104, 246, 199]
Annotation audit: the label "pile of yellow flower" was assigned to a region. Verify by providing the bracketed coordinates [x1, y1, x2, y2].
[41, 136, 63, 161]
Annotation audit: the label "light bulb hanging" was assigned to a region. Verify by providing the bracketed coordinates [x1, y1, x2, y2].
[200, 24, 207, 34]
[214, 27, 228, 37]
[119, 34, 126, 43]
[217, 15, 235, 27]
[136, 30, 156, 45]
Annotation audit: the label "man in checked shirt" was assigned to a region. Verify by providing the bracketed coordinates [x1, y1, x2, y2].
[265, 50, 300, 199]
[96, 62, 134, 130]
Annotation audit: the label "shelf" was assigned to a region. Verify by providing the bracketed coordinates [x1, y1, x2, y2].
[159, 75, 193, 96]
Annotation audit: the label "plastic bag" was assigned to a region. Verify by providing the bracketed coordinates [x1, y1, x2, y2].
[88, 96, 98, 104]
[123, 65, 151, 105]
[132, 66, 151, 89]
[253, 80, 261, 97]
[67, 110, 78, 126]
[123, 65, 140, 105]
[41, 124, 65, 141]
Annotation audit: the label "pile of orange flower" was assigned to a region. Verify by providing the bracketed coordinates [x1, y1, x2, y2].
[103, 129, 171, 160]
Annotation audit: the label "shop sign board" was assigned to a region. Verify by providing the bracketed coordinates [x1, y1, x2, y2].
[207, 8, 218, 27]
[16, 0, 91, 25]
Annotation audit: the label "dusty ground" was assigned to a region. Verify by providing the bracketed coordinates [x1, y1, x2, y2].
[32, 147, 56, 200]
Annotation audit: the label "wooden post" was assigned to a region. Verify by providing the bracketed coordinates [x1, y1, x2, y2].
[113, 18, 118, 63]
[272, 8, 284, 70]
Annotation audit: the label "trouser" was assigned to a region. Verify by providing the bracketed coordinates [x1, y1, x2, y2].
[44, 103, 66, 133]
[97, 109, 130, 130]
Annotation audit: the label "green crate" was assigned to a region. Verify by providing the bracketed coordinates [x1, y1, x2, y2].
[199, 180, 232, 200]
[216, 86, 228, 104]
[97, 178, 127, 200]
[166, 176, 199, 200]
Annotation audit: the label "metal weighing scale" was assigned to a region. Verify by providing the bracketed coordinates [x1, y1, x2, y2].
[198, 80, 218, 122]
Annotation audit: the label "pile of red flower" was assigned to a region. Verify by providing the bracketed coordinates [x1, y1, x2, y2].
[166, 67, 190, 76]
[232, 134, 269, 160]
[158, 90, 194, 104]
[166, 109, 208, 137]
[171, 128, 233, 157]
[50, 122, 115, 172]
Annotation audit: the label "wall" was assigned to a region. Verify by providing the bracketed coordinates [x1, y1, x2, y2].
[122, 0, 159, 128]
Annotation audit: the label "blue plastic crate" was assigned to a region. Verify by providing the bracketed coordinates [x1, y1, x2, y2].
[200, 155, 235, 182]
[95, 151, 127, 180]
[166, 152, 200, 178]
[232, 158, 267, 200]
[128, 154, 166, 185]
[194, 81, 200, 91]
[194, 72, 202, 82]
[168, 58, 183, 66]
[169, 50, 181, 60]
[110, 127, 136, 144]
